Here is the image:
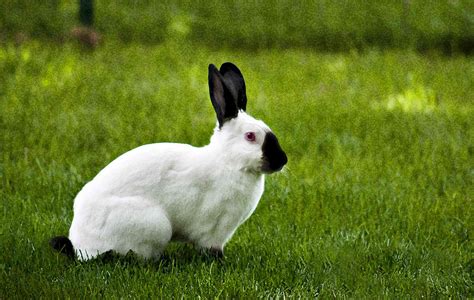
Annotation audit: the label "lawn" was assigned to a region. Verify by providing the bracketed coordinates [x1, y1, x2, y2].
[0, 41, 473, 297]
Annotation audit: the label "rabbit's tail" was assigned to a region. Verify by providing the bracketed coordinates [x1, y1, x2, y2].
[50, 235, 75, 259]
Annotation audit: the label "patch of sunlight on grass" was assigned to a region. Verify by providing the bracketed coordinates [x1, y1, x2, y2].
[167, 13, 192, 39]
[325, 56, 347, 76]
[40, 58, 76, 88]
[21, 48, 31, 62]
[188, 64, 201, 90]
[378, 86, 438, 113]
[63, 60, 74, 77]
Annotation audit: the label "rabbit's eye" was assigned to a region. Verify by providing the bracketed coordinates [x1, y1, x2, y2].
[245, 132, 256, 142]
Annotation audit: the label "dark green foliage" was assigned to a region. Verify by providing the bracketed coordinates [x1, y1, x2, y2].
[0, 0, 68, 40]
[1, 1, 473, 52]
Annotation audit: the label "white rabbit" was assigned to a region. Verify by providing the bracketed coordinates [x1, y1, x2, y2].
[50, 62, 287, 261]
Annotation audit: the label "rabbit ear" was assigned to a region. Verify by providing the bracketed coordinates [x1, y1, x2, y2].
[208, 64, 239, 128]
[219, 62, 247, 111]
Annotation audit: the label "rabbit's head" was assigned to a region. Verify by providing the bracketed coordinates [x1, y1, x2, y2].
[208, 63, 287, 174]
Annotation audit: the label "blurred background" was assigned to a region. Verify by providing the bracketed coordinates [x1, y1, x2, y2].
[1, 0, 473, 53]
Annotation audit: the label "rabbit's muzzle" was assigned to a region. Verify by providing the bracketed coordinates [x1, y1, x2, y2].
[261, 132, 288, 173]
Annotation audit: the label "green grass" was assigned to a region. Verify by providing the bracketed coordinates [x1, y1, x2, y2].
[1, 41, 473, 298]
[1, 0, 473, 52]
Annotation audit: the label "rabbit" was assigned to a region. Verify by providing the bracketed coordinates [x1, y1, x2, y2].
[50, 62, 287, 261]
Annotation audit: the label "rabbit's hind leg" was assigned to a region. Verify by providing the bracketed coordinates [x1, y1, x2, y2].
[103, 200, 172, 260]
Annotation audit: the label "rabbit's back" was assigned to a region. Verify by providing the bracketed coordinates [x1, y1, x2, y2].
[86, 143, 198, 197]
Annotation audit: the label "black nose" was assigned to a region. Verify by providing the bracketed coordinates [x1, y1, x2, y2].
[261, 132, 288, 173]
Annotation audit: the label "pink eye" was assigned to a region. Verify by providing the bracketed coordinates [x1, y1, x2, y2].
[245, 132, 256, 142]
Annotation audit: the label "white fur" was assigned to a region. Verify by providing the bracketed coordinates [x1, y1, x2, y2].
[69, 112, 273, 260]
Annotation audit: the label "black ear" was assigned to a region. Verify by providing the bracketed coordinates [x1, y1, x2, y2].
[208, 64, 239, 128]
[219, 62, 247, 111]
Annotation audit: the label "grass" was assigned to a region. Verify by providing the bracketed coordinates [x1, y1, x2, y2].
[1, 40, 473, 298]
[1, 1, 473, 52]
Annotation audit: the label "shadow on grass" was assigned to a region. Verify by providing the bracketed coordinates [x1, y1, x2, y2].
[52, 243, 227, 272]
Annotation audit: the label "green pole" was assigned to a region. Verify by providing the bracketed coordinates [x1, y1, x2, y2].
[79, 0, 94, 26]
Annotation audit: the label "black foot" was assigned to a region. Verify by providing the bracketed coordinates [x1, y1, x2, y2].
[97, 250, 119, 262]
[49, 236, 75, 259]
[202, 247, 224, 260]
